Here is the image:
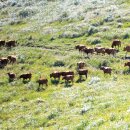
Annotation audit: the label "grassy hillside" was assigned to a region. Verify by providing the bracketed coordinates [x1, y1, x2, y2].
[0, 0, 130, 130]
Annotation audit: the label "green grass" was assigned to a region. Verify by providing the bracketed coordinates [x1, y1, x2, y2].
[0, 41, 130, 129]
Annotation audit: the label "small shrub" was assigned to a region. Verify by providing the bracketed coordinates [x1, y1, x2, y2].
[91, 38, 101, 45]
[1, 95, 11, 103]
[103, 32, 120, 40]
[20, 97, 29, 102]
[88, 26, 99, 36]
[101, 26, 110, 32]
[123, 33, 129, 39]
[18, 55, 26, 63]
[53, 60, 65, 67]
[95, 119, 104, 126]
[18, 8, 36, 18]
[104, 15, 114, 22]
[87, 37, 101, 45]
[9, 20, 23, 25]
[61, 12, 68, 18]
[26, 82, 36, 90]
[7, 0, 17, 6]
[78, 15, 84, 21]
[74, 0, 80, 5]
[76, 121, 89, 130]
[99, 60, 110, 68]
[110, 113, 116, 121]
[59, 31, 83, 38]
[47, 112, 58, 120]
[117, 23, 123, 28]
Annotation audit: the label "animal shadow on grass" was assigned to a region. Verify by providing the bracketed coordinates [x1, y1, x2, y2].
[76, 77, 86, 83]
[121, 56, 130, 60]
[64, 81, 73, 88]
[51, 79, 59, 85]
[36, 86, 46, 92]
[22, 80, 31, 84]
[85, 56, 90, 59]
[125, 56, 130, 60]
[6, 47, 12, 51]
[0, 66, 5, 69]
[123, 70, 130, 75]
[8, 79, 15, 83]
[0, 81, 5, 86]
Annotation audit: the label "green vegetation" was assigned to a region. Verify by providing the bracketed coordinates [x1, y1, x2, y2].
[0, 0, 130, 129]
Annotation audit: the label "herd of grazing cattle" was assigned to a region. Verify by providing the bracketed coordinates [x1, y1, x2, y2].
[0, 39, 130, 89]
[0, 40, 16, 48]
[0, 55, 16, 68]
[75, 39, 130, 57]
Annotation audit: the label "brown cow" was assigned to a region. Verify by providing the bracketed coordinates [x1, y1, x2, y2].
[6, 40, 16, 48]
[78, 69, 88, 78]
[75, 45, 86, 52]
[77, 61, 85, 69]
[105, 48, 117, 56]
[0, 40, 5, 47]
[111, 39, 121, 49]
[62, 75, 74, 83]
[100, 66, 112, 75]
[61, 71, 74, 77]
[50, 71, 62, 80]
[95, 47, 105, 55]
[0, 58, 8, 68]
[124, 61, 130, 69]
[19, 73, 32, 81]
[124, 45, 130, 57]
[82, 47, 94, 56]
[7, 72, 16, 82]
[7, 55, 16, 64]
[37, 78, 48, 86]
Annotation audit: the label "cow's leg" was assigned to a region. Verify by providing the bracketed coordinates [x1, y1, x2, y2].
[86, 74, 87, 79]
[125, 52, 127, 58]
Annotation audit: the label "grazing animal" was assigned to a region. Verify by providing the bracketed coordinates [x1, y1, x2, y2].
[7, 72, 16, 81]
[19, 73, 32, 81]
[124, 61, 130, 69]
[0, 58, 8, 68]
[6, 40, 16, 48]
[61, 71, 74, 77]
[77, 61, 85, 69]
[75, 45, 86, 52]
[105, 48, 117, 56]
[78, 69, 88, 78]
[100, 66, 112, 75]
[82, 47, 94, 56]
[7, 55, 16, 64]
[111, 39, 121, 49]
[0, 40, 5, 47]
[95, 47, 105, 55]
[124, 45, 130, 57]
[50, 71, 62, 80]
[37, 78, 48, 86]
[62, 75, 74, 83]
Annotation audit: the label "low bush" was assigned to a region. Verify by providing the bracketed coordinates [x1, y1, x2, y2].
[53, 60, 65, 67]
